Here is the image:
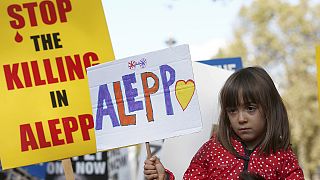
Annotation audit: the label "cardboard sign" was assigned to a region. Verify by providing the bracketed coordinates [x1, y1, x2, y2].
[18, 150, 130, 180]
[46, 152, 108, 180]
[0, 0, 114, 169]
[87, 45, 202, 151]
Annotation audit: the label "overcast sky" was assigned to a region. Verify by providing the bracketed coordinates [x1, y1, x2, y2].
[102, 0, 248, 61]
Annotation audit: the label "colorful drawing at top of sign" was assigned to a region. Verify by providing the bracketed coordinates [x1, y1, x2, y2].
[128, 58, 147, 70]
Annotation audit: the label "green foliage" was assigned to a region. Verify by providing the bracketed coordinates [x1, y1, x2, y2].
[216, 0, 320, 178]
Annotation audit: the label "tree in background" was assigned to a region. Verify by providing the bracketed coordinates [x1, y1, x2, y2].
[216, 0, 320, 179]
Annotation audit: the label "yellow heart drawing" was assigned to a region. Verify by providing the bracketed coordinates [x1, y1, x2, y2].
[175, 80, 195, 111]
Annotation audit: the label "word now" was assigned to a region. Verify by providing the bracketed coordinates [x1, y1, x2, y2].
[95, 64, 176, 130]
[3, 51, 99, 90]
[75, 162, 106, 175]
[20, 114, 93, 152]
[8, 0, 72, 29]
[46, 161, 106, 175]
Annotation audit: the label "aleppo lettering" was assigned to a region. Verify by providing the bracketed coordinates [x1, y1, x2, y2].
[20, 114, 94, 152]
[95, 64, 176, 130]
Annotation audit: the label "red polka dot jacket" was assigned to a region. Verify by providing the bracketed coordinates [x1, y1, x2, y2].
[166, 135, 304, 179]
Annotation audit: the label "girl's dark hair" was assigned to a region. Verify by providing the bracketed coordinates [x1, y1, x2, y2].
[217, 66, 290, 155]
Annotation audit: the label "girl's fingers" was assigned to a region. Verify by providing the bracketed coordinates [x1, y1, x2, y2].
[144, 156, 160, 180]
[144, 156, 156, 165]
[144, 164, 156, 170]
[144, 169, 158, 175]
[144, 173, 158, 180]
[144, 160, 154, 165]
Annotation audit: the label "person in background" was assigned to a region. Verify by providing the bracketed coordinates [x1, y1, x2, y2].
[144, 66, 304, 179]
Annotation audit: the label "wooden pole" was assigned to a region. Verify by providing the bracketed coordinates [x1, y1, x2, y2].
[62, 158, 75, 180]
[145, 142, 152, 159]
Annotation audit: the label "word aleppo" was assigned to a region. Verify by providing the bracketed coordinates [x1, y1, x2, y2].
[20, 114, 94, 152]
[95, 64, 176, 130]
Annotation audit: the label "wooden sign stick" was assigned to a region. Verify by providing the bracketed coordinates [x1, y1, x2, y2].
[145, 142, 152, 159]
[62, 158, 75, 180]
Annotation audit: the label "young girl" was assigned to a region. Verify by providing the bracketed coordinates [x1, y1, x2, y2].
[144, 66, 304, 179]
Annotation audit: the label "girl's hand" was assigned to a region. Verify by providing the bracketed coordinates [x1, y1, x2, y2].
[144, 156, 166, 180]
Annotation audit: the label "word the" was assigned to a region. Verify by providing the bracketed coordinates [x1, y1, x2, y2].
[95, 64, 176, 130]
[3, 51, 99, 90]
[30, 32, 63, 51]
[20, 114, 93, 152]
[8, 0, 72, 29]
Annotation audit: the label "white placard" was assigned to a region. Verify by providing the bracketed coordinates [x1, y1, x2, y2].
[87, 44, 202, 151]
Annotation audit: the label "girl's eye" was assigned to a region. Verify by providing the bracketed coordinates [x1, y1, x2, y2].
[226, 108, 238, 114]
[246, 105, 257, 112]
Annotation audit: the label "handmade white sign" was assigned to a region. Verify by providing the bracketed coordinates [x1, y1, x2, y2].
[87, 44, 202, 151]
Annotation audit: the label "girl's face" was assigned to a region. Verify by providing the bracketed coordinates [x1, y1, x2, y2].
[227, 100, 266, 150]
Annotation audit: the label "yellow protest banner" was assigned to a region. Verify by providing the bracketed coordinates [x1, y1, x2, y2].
[0, 0, 114, 169]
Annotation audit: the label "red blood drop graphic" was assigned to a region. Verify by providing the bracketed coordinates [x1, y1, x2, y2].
[15, 31, 23, 43]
